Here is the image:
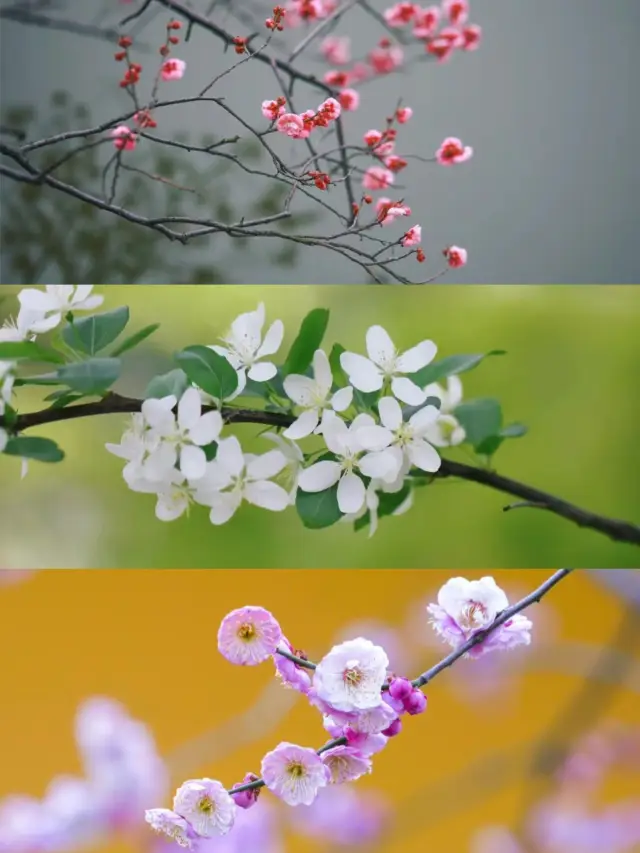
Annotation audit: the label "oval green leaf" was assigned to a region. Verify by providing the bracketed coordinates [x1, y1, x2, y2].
[175, 346, 238, 400]
[62, 306, 130, 355]
[282, 308, 330, 376]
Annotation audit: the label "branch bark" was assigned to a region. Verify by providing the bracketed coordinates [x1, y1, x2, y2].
[3, 394, 639, 546]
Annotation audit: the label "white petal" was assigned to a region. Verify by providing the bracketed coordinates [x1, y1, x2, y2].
[447, 375, 464, 408]
[298, 460, 341, 492]
[397, 339, 437, 373]
[155, 492, 188, 521]
[283, 409, 320, 440]
[407, 439, 441, 473]
[365, 325, 396, 367]
[244, 480, 290, 511]
[17, 288, 59, 312]
[209, 491, 243, 525]
[179, 445, 207, 480]
[313, 349, 333, 393]
[359, 449, 399, 480]
[210, 344, 242, 371]
[337, 472, 366, 514]
[75, 294, 104, 311]
[322, 418, 349, 455]
[257, 319, 284, 358]
[142, 396, 177, 429]
[424, 381, 445, 402]
[390, 376, 427, 406]
[216, 436, 245, 477]
[188, 410, 222, 445]
[142, 443, 177, 480]
[409, 404, 440, 434]
[248, 361, 277, 382]
[283, 375, 317, 407]
[228, 307, 263, 353]
[378, 396, 403, 430]
[330, 386, 353, 412]
[356, 425, 393, 452]
[246, 449, 287, 480]
[339, 352, 383, 393]
[177, 387, 202, 430]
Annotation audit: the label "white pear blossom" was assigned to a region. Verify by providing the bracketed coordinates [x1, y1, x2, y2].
[313, 638, 389, 713]
[194, 435, 290, 525]
[17, 285, 103, 331]
[139, 388, 223, 481]
[356, 396, 442, 481]
[297, 415, 397, 515]
[211, 302, 284, 383]
[283, 349, 353, 439]
[261, 431, 304, 503]
[340, 325, 437, 405]
[341, 467, 413, 538]
[125, 468, 218, 522]
[0, 307, 59, 342]
[423, 375, 466, 447]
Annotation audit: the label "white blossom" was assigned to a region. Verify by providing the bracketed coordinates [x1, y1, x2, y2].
[283, 349, 353, 439]
[211, 302, 284, 383]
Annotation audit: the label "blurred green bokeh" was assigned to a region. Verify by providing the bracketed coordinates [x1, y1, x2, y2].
[1, 284, 638, 568]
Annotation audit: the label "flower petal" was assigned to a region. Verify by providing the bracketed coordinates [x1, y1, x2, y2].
[283, 375, 317, 407]
[312, 349, 333, 393]
[256, 319, 284, 358]
[397, 339, 437, 373]
[356, 425, 393, 452]
[248, 361, 277, 382]
[216, 436, 245, 477]
[298, 460, 341, 492]
[378, 396, 403, 430]
[244, 480, 290, 511]
[365, 325, 396, 367]
[283, 408, 320, 440]
[156, 492, 189, 522]
[337, 472, 366, 514]
[188, 410, 222, 445]
[407, 439, 441, 472]
[179, 445, 207, 480]
[246, 449, 287, 480]
[330, 386, 353, 412]
[390, 376, 427, 406]
[209, 491, 243, 525]
[409, 404, 440, 433]
[339, 352, 383, 392]
[177, 387, 202, 430]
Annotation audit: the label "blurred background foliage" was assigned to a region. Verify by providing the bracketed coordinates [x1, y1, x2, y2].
[0, 284, 638, 569]
[0, 568, 638, 853]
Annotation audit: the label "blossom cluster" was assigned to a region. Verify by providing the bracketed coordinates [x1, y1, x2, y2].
[0, 698, 167, 853]
[145, 575, 532, 849]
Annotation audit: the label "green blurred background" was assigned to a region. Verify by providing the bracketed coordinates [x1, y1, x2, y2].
[0, 284, 639, 568]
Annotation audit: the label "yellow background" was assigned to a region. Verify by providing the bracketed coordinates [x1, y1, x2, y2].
[1, 568, 638, 852]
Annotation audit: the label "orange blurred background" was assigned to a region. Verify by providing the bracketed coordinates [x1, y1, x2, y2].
[1, 568, 639, 852]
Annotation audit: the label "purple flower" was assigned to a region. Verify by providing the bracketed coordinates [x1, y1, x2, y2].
[230, 773, 261, 810]
[273, 638, 312, 694]
[261, 742, 330, 806]
[321, 745, 372, 784]
[218, 606, 282, 666]
[145, 808, 200, 850]
[312, 638, 389, 713]
[173, 779, 236, 837]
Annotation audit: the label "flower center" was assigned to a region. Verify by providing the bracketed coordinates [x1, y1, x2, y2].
[237, 621, 256, 641]
[197, 795, 215, 815]
[343, 660, 364, 687]
[394, 422, 414, 445]
[459, 601, 488, 630]
[287, 760, 306, 778]
[439, 418, 456, 439]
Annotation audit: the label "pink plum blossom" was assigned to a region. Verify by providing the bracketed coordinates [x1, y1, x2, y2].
[320, 35, 351, 64]
[312, 637, 389, 713]
[376, 197, 411, 225]
[338, 88, 360, 111]
[161, 58, 186, 81]
[111, 125, 137, 151]
[218, 606, 283, 665]
[363, 166, 394, 190]
[442, 0, 469, 26]
[396, 106, 413, 123]
[402, 224, 422, 246]
[145, 808, 199, 849]
[321, 745, 372, 783]
[436, 136, 473, 165]
[444, 245, 468, 267]
[261, 742, 330, 806]
[412, 5, 440, 38]
[276, 112, 308, 139]
[383, 2, 419, 27]
[274, 639, 313, 694]
[172, 778, 236, 837]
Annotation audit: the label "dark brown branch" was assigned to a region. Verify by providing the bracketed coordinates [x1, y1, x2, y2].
[3, 395, 638, 546]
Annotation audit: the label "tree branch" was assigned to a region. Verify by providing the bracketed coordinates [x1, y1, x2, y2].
[4, 394, 638, 546]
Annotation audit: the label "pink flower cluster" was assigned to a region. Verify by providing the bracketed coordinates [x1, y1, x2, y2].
[272, 97, 342, 139]
[384, 0, 482, 62]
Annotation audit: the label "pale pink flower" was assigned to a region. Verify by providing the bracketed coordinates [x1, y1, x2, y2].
[161, 58, 186, 81]
[313, 637, 389, 713]
[402, 224, 422, 246]
[442, 0, 469, 26]
[276, 112, 308, 139]
[436, 136, 473, 165]
[111, 125, 137, 151]
[173, 779, 236, 837]
[320, 35, 351, 64]
[444, 245, 468, 268]
[145, 808, 199, 849]
[427, 576, 532, 658]
[338, 88, 360, 111]
[426, 35, 458, 62]
[364, 129, 383, 147]
[374, 140, 395, 158]
[261, 99, 286, 121]
[218, 606, 283, 665]
[413, 5, 440, 38]
[317, 97, 341, 120]
[321, 745, 372, 783]
[261, 743, 330, 806]
[375, 197, 411, 225]
[396, 106, 413, 123]
[368, 44, 404, 74]
[363, 166, 394, 190]
[383, 2, 419, 26]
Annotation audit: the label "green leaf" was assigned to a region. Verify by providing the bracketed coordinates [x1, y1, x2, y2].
[43, 389, 84, 409]
[0, 340, 64, 364]
[454, 398, 503, 448]
[3, 435, 64, 462]
[111, 323, 160, 356]
[296, 483, 344, 529]
[62, 307, 130, 355]
[474, 435, 504, 456]
[282, 308, 330, 376]
[145, 369, 189, 400]
[175, 346, 238, 400]
[329, 343, 348, 387]
[242, 378, 270, 399]
[500, 422, 528, 438]
[57, 358, 121, 395]
[409, 351, 506, 387]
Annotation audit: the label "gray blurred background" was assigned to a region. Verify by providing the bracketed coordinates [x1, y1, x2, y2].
[1, 0, 639, 283]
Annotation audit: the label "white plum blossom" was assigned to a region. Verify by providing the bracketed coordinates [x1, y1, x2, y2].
[283, 349, 353, 439]
[211, 302, 284, 383]
[423, 375, 466, 447]
[194, 435, 290, 524]
[0, 306, 59, 342]
[138, 388, 223, 481]
[356, 396, 442, 480]
[261, 431, 304, 504]
[172, 778, 236, 837]
[17, 285, 103, 331]
[427, 576, 532, 658]
[313, 637, 389, 713]
[340, 325, 437, 405]
[297, 415, 396, 515]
